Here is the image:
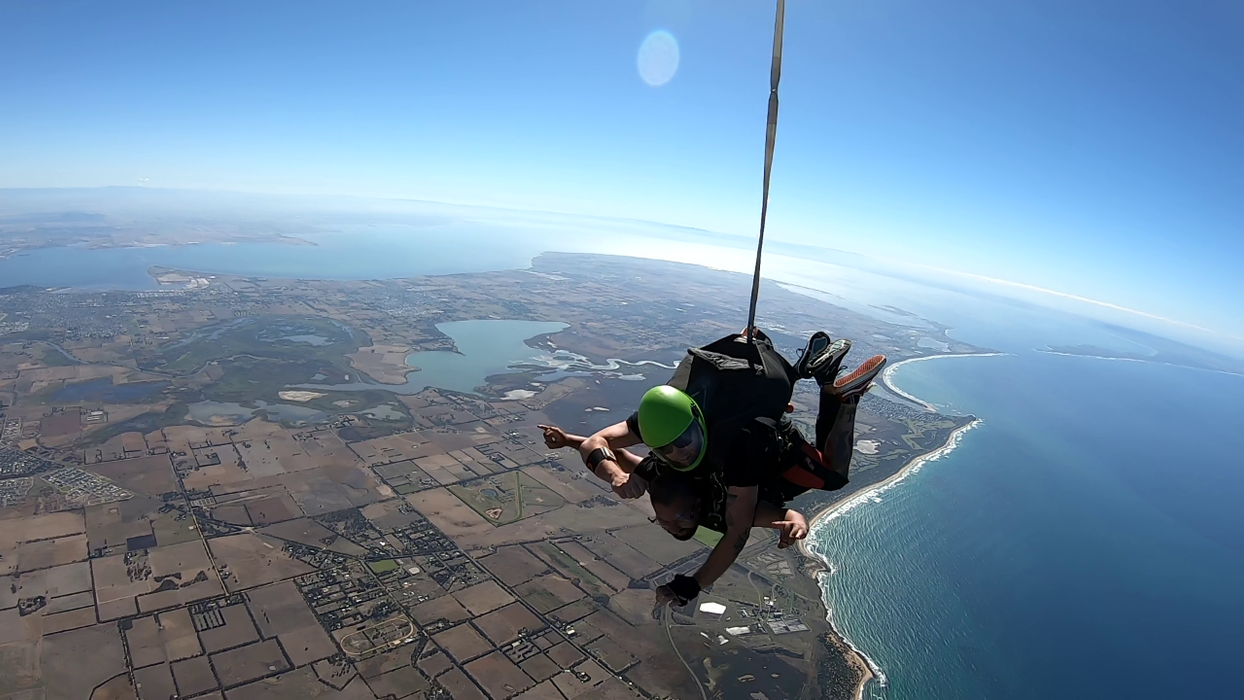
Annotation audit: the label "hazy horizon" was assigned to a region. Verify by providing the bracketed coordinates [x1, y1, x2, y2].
[2, 184, 1241, 362]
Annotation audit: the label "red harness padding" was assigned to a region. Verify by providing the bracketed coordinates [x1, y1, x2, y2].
[780, 442, 844, 490]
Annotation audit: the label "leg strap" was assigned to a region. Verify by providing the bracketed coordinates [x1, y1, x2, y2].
[780, 442, 848, 491]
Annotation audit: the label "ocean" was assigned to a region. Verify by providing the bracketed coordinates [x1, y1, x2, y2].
[0, 221, 756, 290]
[808, 341, 1244, 699]
[0, 224, 558, 289]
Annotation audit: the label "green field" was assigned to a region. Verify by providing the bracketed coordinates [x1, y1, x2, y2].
[449, 471, 565, 526]
[197, 356, 412, 430]
[367, 559, 399, 574]
[693, 527, 723, 548]
[118, 315, 419, 432]
[37, 344, 79, 367]
[533, 542, 612, 599]
[81, 402, 192, 447]
[158, 316, 364, 375]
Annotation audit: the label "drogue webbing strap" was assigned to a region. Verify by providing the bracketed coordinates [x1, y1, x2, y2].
[746, 0, 785, 345]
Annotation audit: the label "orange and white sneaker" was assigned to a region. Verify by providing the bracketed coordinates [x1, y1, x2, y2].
[831, 355, 887, 399]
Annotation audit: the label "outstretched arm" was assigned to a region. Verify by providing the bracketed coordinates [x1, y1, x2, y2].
[538, 424, 645, 472]
[695, 485, 758, 587]
[578, 420, 646, 499]
[753, 502, 809, 549]
[658, 485, 759, 607]
[658, 495, 807, 607]
[579, 419, 643, 455]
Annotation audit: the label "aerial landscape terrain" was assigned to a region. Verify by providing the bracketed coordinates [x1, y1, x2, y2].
[4, 1, 1240, 696]
[0, 249, 983, 700]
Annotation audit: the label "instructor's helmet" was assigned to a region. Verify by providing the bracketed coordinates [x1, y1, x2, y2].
[637, 385, 707, 471]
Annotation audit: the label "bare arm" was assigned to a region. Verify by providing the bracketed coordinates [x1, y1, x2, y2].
[538, 424, 645, 471]
[751, 500, 789, 528]
[753, 502, 809, 549]
[579, 420, 642, 458]
[578, 420, 647, 499]
[692, 485, 759, 590]
[658, 494, 803, 607]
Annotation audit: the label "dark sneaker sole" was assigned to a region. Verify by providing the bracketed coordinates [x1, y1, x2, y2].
[810, 339, 852, 384]
[796, 332, 832, 378]
[832, 355, 887, 397]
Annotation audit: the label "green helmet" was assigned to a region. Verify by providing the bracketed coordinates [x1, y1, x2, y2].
[638, 385, 707, 471]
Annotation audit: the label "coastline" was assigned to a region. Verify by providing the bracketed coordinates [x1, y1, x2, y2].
[878, 352, 1006, 411]
[801, 354, 993, 700]
[1034, 348, 1244, 379]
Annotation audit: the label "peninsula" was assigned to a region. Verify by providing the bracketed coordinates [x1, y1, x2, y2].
[0, 252, 986, 700]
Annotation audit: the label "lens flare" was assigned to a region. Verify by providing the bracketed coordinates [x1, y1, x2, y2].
[637, 30, 680, 87]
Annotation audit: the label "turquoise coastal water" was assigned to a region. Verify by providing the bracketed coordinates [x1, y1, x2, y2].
[810, 349, 1244, 699]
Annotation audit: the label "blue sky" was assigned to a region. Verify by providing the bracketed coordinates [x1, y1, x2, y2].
[1, 1, 1240, 338]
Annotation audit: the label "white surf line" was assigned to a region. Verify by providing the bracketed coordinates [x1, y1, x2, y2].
[1034, 349, 1244, 379]
[801, 418, 983, 697]
[821, 418, 981, 528]
[799, 351, 998, 698]
[879, 353, 1008, 411]
[1037, 349, 1151, 362]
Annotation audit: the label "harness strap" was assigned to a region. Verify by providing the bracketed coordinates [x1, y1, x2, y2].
[746, 0, 786, 344]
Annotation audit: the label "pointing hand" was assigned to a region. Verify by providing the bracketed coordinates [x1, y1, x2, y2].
[537, 424, 571, 449]
[776, 514, 809, 549]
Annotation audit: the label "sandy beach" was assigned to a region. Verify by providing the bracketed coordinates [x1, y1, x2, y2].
[878, 352, 1007, 412]
[800, 416, 983, 698]
[799, 353, 997, 699]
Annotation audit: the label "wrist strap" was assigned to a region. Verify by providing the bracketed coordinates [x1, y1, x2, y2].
[668, 574, 701, 604]
[586, 447, 616, 474]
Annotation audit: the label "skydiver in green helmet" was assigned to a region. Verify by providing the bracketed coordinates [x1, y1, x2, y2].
[576, 328, 886, 607]
[539, 424, 814, 549]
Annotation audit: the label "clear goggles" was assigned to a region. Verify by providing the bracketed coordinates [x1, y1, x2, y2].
[653, 419, 705, 470]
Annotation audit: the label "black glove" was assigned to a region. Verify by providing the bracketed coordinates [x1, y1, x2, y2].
[666, 574, 701, 606]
